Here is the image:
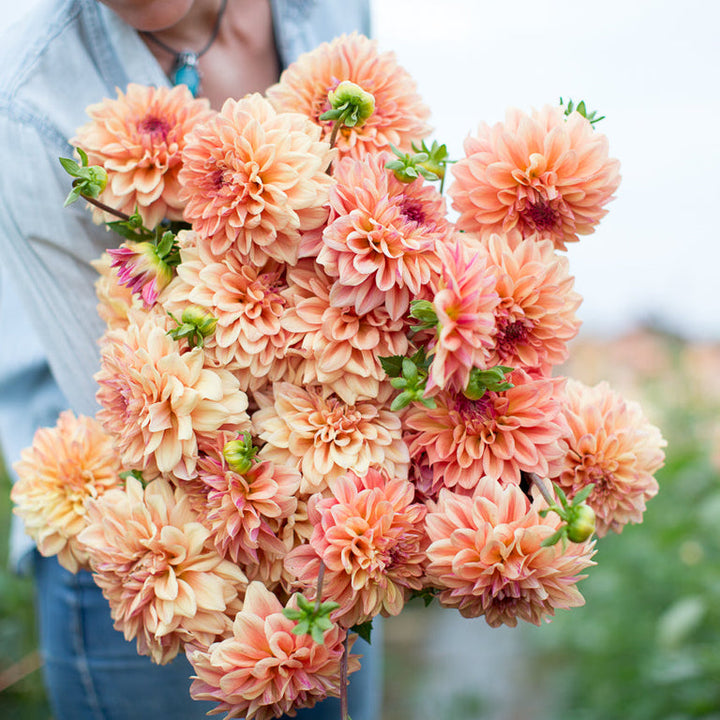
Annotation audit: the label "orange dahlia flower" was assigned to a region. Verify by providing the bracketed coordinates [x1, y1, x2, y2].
[318, 152, 448, 320]
[266, 33, 431, 159]
[73, 83, 214, 228]
[285, 469, 427, 627]
[476, 231, 581, 373]
[556, 379, 665, 536]
[179, 93, 334, 265]
[187, 581, 359, 720]
[11, 411, 121, 573]
[425, 479, 595, 626]
[405, 370, 567, 491]
[450, 105, 621, 249]
[78, 477, 247, 664]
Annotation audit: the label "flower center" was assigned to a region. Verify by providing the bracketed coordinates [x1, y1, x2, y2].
[138, 115, 171, 142]
[399, 198, 426, 225]
[524, 200, 558, 231]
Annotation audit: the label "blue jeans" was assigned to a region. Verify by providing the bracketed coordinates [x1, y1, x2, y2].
[33, 553, 381, 720]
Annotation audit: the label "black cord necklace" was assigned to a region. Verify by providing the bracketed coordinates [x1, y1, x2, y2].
[141, 0, 229, 97]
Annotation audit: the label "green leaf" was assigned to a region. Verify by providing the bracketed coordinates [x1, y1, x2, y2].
[62, 185, 83, 207]
[401, 357, 418, 382]
[311, 624, 326, 645]
[379, 355, 405, 378]
[59, 156, 81, 177]
[282, 608, 304, 621]
[541, 527, 566, 547]
[351, 620, 373, 644]
[390, 392, 412, 412]
[572, 483, 595, 505]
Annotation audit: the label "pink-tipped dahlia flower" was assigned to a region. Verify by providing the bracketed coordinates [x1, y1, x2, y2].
[193, 431, 300, 568]
[11, 411, 121, 573]
[179, 93, 334, 265]
[281, 259, 410, 404]
[449, 105, 621, 249]
[266, 33, 431, 159]
[426, 237, 499, 393]
[318, 152, 448, 320]
[285, 469, 427, 627]
[404, 370, 567, 492]
[95, 310, 250, 480]
[253, 382, 409, 495]
[73, 83, 214, 228]
[108, 240, 174, 307]
[162, 242, 294, 389]
[92, 252, 142, 330]
[187, 581, 359, 720]
[556, 379, 665, 536]
[478, 231, 582, 373]
[425, 479, 595, 626]
[78, 477, 247, 664]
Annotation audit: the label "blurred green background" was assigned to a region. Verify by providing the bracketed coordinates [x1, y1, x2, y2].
[2, 329, 719, 719]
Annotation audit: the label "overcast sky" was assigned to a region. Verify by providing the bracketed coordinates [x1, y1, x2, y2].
[1, 0, 717, 338]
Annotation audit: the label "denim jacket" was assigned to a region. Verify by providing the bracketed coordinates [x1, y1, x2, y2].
[0, 0, 371, 567]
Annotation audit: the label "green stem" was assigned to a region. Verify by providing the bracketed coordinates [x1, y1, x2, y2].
[327, 119, 341, 150]
[81, 192, 131, 222]
[339, 632, 349, 720]
[314, 562, 326, 613]
[528, 472, 556, 507]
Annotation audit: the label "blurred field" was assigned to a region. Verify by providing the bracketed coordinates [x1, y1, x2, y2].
[3, 327, 720, 719]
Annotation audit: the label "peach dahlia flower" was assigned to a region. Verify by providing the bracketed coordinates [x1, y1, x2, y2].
[163, 242, 294, 390]
[318, 152, 448, 320]
[266, 33, 431, 159]
[450, 105, 621, 249]
[95, 310, 250, 480]
[405, 370, 567, 491]
[425, 479, 595, 626]
[556, 379, 665, 536]
[188, 581, 359, 720]
[254, 383, 409, 495]
[179, 93, 334, 265]
[78, 477, 247, 664]
[73, 83, 214, 228]
[11, 411, 121, 573]
[285, 469, 427, 627]
[281, 260, 409, 404]
[478, 231, 581, 373]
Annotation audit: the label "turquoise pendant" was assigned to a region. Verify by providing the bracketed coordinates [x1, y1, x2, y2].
[171, 51, 201, 97]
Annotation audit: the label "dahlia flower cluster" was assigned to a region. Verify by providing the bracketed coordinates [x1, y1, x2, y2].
[12, 33, 665, 720]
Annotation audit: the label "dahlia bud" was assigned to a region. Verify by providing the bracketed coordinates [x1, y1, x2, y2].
[566, 503, 596, 543]
[167, 306, 218, 348]
[108, 241, 173, 307]
[223, 433, 258, 475]
[321, 80, 375, 128]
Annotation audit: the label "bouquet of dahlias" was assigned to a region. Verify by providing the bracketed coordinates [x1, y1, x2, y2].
[11, 34, 666, 719]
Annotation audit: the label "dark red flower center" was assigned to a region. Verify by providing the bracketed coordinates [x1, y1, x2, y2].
[138, 115, 171, 142]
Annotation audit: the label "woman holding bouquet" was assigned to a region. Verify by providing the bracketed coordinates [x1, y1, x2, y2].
[0, 1, 379, 718]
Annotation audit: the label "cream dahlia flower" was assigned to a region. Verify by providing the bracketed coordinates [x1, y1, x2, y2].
[285, 469, 427, 627]
[266, 33, 431, 159]
[405, 370, 567, 491]
[95, 310, 250, 480]
[179, 93, 334, 265]
[187, 581, 359, 720]
[318, 152, 448, 320]
[254, 383, 409, 495]
[556, 379, 665, 536]
[450, 105, 621, 249]
[78, 477, 247, 664]
[425, 479, 595, 626]
[73, 83, 214, 228]
[281, 259, 410, 404]
[11, 411, 121, 573]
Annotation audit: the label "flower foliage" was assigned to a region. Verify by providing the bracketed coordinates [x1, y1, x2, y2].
[16, 32, 667, 720]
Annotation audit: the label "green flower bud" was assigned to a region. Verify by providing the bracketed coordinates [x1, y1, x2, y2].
[325, 80, 375, 127]
[222, 433, 258, 474]
[566, 503, 596, 543]
[181, 306, 217, 337]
